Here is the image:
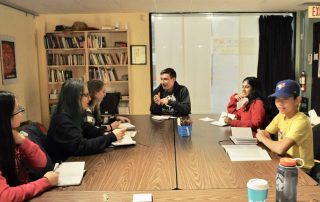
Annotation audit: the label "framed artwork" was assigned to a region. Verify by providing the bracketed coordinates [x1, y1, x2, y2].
[0, 36, 17, 84]
[130, 45, 147, 65]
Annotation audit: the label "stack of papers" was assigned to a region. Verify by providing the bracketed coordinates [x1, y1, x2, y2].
[210, 112, 236, 126]
[112, 131, 137, 146]
[119, 122, 136, 130]
[230, 127, 257, 145]
[54, 161, 85, 186]
[222, 145, 271, 161]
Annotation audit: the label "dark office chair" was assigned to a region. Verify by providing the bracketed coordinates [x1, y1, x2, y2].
[310, 124, 320, 184]
[18, 121, 54, 180]
[100, 92, 121, 115]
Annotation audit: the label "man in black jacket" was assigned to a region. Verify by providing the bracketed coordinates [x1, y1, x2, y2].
[150, 68, 191, 116]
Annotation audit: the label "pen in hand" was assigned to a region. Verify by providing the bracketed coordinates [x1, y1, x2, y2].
[53, 162, 61, 171]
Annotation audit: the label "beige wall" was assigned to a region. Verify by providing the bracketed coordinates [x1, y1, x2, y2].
[296, 11, 320, 110]
[35, 13, 151, 126]
[0, 4, 42, 122]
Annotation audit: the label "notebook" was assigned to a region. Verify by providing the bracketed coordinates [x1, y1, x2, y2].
[230, 127, 257, 145]
[210, 112, 236, 126]
[222, 145, 271, 161]
[112, 131, 137, 146]
[54, 161, 85, 186]
[119, 122, 136, 130]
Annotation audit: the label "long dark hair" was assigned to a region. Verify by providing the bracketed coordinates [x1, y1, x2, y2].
[243, 77, 267, 112]
[0, 91, 21, 186]
[55, 79, 84, 127]
[87, 79, 104, 118]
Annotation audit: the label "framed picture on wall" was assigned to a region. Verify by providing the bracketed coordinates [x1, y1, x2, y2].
[0, 35, 17, 84]
[130, 45, 147, 65]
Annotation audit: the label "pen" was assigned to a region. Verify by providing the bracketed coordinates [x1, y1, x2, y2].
[53, 162, 61, 171]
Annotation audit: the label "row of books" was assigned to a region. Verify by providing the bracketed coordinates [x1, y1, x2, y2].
[48, 69, 73, 83]
[89, 52, 128, 66]
[45, 34, 85, 49]
[87, 35, 107, 48]
[89, 67, 122, 82]
[47, 54, 85, 66]
[44, 34, 128, 49]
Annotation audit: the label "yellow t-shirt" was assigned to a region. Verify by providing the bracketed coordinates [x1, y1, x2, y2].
[266, 112, 314, 171]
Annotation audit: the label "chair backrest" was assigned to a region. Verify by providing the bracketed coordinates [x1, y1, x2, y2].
[313, 124, 320, 161]
[17, 122, 54, 180]
[100, 92, 121, 115]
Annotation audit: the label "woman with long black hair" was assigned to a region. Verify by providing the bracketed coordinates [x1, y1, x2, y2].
[224, 77, 267, 131]
[46, 79, 125, 163]
[0, 91, 58, 201]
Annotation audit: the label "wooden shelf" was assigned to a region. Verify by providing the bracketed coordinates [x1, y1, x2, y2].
[48, 65, 86, 68]
[44, 30, 131, 117]
[88, 65, 127, 68]
[88, 47, 127, 51]
[46, 48, 85, 51]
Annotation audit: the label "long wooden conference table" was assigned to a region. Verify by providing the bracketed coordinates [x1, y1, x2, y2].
[33, 114, 320, 201]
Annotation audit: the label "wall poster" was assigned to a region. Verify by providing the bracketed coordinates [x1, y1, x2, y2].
[0, 36, 17, 84]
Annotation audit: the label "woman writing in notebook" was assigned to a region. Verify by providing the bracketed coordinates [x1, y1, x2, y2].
[0, 91, 59, 202]
[83, 79, 130, 131]
[224, 77, 267, 132]
[46, 79, 126, 163]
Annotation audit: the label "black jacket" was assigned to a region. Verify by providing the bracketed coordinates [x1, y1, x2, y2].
[150, 81, 191, 116]
[46, 112, 117, 163]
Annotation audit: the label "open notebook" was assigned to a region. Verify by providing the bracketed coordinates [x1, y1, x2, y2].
[210, 112, 236, 126]
[54, 161, 85, 186]
[112, 131, 137, 146]
[230, 127, 257, 145]
[222, 145, 271, 161]
[119, 122, 136, 130]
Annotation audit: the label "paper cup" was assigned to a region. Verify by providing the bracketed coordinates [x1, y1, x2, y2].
[247, 178, 268, 202]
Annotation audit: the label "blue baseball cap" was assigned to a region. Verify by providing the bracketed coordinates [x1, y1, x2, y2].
[269, 79, 300, 98]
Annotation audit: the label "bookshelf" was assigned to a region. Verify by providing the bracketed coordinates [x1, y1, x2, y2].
[44, 29, 130, 115]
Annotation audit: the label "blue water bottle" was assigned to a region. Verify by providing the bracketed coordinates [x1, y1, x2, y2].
[276, 158, 303, 202]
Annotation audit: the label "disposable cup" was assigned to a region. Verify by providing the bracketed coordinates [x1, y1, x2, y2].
[247, 178, 268, 202]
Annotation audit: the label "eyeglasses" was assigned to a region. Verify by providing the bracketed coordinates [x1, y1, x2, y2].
[11, 106, 25, 116]
[81, 93, 90, 98]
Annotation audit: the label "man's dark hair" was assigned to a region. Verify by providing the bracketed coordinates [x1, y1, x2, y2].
[160, 68, 176, 78]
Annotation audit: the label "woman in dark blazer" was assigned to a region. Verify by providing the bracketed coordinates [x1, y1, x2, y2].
[46, 79, 125, 163]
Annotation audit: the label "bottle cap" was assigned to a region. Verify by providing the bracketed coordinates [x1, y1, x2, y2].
[279, 157, 296, 167]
